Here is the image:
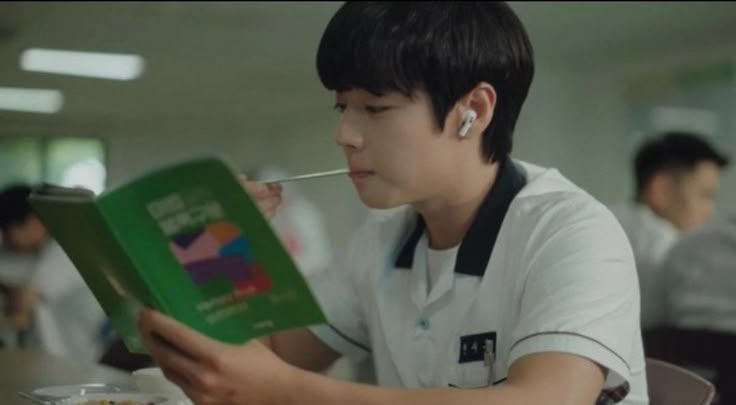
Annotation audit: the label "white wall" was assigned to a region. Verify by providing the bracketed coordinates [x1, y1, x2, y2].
[565, 43, 736, 211]
[513, 61, 582, 176]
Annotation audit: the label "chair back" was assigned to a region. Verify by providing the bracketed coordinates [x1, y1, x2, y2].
[647, 358, 715, 405]
[643, 327, 736, 404]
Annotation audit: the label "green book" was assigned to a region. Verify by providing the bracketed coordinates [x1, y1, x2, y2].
[28, 157, 326, 353]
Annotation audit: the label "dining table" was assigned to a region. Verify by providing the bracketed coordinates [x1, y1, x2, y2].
[0, 348, 133, 405]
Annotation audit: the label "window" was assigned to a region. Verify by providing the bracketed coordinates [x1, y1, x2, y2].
[0, 137, 107, 194]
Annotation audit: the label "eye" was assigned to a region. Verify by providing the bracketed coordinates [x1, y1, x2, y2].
[333, 103, 346, 113]
[365, 105, 391, 114]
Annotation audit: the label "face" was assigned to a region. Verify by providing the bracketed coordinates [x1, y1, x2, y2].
[333, 89, 471, 209]
[2, 215, 48, 252]
[663, 161, 721, 231]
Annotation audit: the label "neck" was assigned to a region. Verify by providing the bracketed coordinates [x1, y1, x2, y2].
[413, 161, 500, 250]
[638, 193, 670, 223]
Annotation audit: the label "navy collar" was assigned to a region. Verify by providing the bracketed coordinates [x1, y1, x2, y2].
[394, 158, 527, 277]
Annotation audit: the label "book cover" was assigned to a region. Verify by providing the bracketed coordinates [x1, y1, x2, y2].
[29, 157, 326, 353]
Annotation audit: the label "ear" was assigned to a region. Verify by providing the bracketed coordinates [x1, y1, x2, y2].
[646, 171, 675, 213]
[453, 82, 497, 139]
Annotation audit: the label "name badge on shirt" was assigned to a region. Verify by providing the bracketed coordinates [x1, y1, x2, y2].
[459, 331, 496, 364]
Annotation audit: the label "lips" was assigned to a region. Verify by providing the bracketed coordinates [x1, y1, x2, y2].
[349, 170, 374, 180]
[348, 164, 375, 180]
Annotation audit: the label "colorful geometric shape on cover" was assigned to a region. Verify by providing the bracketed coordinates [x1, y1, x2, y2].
[170, 229, 221, 264]
[208, 222, 241, 245]
[167, 221, 270, 296]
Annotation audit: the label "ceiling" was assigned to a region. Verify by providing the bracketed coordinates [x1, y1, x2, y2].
[512, 1, 736, 66]
[0, 1, 734, 129]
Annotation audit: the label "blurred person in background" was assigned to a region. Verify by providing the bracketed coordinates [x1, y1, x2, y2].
[653, 217, 736, 405]
[610, 132, 729, 329]
[661, 217, 736, 333]
[252, 166, 333, 277]
[0, 184, 107, 361]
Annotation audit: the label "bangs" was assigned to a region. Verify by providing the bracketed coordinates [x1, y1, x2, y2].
[316, 5, 427, 96]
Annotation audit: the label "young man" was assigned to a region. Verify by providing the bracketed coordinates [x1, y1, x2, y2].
[610, 132, 729, 329]
[0, 184, 107, 361]
[138, 3, 647, 404]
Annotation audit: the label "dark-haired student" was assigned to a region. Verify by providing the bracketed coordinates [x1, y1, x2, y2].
[611, 132, 729, 330]
[0, 184, 107, 361]
[138, 3, 648, 404]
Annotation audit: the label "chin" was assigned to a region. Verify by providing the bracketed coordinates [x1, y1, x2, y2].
[359, 197, 401, 210]
[356, 190, 406, 210]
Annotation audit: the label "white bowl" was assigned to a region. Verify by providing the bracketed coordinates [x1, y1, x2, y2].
[56, 392, 178, 404]
[31, 383, 125, 398]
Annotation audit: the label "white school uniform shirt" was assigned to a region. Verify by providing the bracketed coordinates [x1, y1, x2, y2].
[308, 159, 648, 404]
[609, 202, 679, 329]
[27, 241, 107, 361]
[661, 219, 736, 333]
[257, 166, 333, 277]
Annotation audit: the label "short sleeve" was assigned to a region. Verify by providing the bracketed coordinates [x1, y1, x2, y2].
[509, 198, 640, 391]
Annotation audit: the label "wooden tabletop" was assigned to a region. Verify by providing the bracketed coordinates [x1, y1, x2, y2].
[0, 348, 133, 405]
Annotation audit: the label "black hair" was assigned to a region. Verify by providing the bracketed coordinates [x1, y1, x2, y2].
[0, 184, 34, 231]
[634, 132, 730, 196]
[316, 1, 534, 163]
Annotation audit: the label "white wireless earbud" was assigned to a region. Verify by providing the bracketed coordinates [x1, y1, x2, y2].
[459, 109, 477, 138]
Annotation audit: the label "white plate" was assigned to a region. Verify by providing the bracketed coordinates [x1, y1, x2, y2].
[30, 384, 127, 399]
[56, 392, 185, 405]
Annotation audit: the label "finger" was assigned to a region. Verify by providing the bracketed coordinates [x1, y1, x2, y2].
[249, 181, 282, 197]
[267, 182, 283, 194]
[259, 197, 282, 217]
[158, 364, 195, 395]
[252, 185, 281, 199]
[138, 308, 225, 363]
[141, 328, 223, 396]
[238, 175, 269, 196]
[186, 390, 219, 405]
[160, 364, 190, 387]
[258, 195, 282, 210]
[140, 324, 198, 373]
[161, 362, 222, 405]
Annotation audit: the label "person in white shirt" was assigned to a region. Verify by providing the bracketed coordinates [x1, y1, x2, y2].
[610, 132, 729, 329]
[661, 218, 736, 333]
[251, 166, 333, 277]
[0, 184, 107, 361]
[137, 3, 647, 404]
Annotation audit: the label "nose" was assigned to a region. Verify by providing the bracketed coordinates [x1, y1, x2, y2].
[335, 112, 364, 151]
